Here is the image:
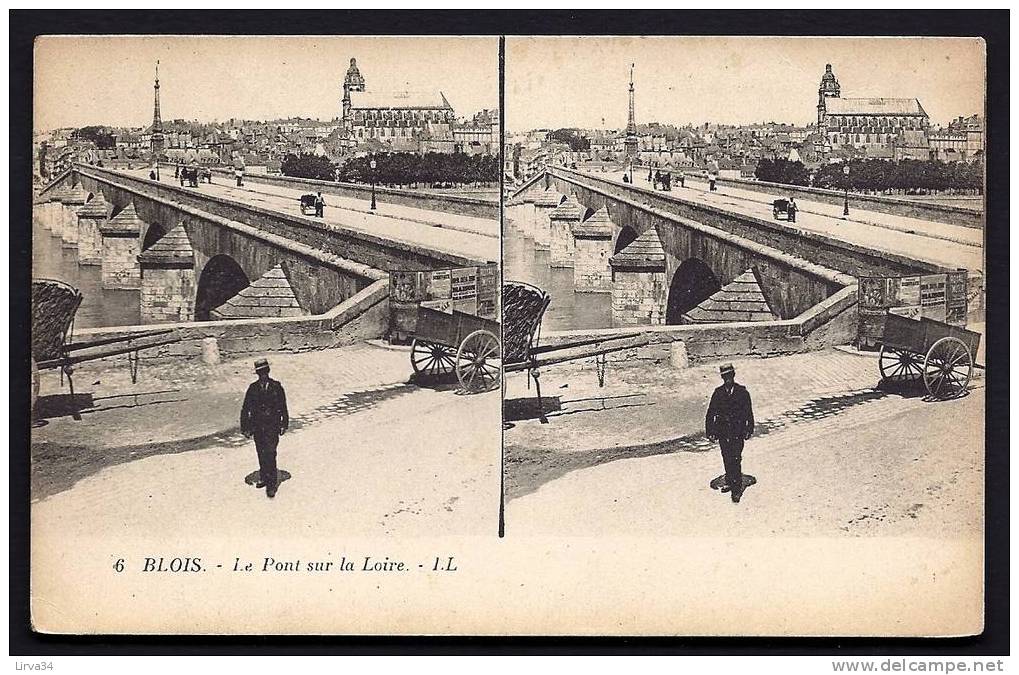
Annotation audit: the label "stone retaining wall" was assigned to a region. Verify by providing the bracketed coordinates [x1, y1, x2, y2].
[537, 284, 859, 365]
[72, 278, 391, 365]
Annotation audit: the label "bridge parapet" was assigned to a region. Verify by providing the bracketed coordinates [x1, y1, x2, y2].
[551, 167, 942, 279]
[204, 166, 499, 220]
[633, 163, 983, 229]
[76, 164, 480, 273]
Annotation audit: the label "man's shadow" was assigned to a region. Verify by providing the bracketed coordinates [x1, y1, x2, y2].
[709, 473, 757, 493]
[244, 470, 292, 487]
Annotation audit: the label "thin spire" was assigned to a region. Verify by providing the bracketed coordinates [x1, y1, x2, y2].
[626, 62, 637, 137]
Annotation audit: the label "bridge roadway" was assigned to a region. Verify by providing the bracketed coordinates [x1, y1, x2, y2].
[121, 168, 500, 264]
[580, 169, 984, 274]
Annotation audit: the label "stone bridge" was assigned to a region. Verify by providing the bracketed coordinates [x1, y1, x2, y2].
[507, 169, 876, 327]
[36, 165, 487, 326]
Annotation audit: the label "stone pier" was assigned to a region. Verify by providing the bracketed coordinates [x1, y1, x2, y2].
[76, 193, 111, 265]
[572, 206, 614, 293]
[518, 190, 538, 239]
[100, 203, 144, 289]
[35, 192, 64, 232]
[61, 185, 89, 247]
[609, 227, 668, 327]
[532, 188, 566, 251]
[139, 224, 196, 324]
[548, 195, 587, 268]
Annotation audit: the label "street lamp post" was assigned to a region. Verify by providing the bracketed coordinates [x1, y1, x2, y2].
[842, 163, 850, 218]
[370, 157, 377, 211]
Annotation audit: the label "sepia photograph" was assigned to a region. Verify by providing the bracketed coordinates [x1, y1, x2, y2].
[501, 35, 987, 632]
[14, 12, 1004, 646]
[29, 34, 502, 633]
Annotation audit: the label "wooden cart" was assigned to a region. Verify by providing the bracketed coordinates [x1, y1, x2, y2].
[877, 313, 980, 399]
[502, 281, 647, 423]
[31, 278, 181, 411]
[390, 265, 501, 394]
[403, 305, 501, 393]
[859, 270, 978, 399]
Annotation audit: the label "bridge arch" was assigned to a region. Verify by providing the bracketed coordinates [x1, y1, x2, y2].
[142, 222, 170, 251]
[614, 225, 639, 254]
[195, 254, 250, 321]
[666, 257, 721, 324]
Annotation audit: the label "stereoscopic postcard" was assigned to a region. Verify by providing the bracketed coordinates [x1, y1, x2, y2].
[27, 32, 988, 636]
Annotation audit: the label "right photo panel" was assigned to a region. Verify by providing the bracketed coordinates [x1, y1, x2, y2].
[501, 35, 985, 633]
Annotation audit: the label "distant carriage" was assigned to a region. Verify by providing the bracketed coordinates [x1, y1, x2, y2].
[299, 194, 317, 215]
[772, 199, 792, 220]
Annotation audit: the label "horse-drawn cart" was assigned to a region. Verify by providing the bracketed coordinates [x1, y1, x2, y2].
[299, 193, 317, 215]
[860, 270, 980, 400]
[772, 198, 794, 221]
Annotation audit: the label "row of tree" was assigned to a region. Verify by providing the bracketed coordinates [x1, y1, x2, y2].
[281, 152, 500, 187]
[756, 158, 984, 195]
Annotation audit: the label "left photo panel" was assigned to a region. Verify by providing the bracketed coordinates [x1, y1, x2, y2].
[30, 35, 502, 632]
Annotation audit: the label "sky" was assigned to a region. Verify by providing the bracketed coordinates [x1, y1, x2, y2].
[506, 36, 986, 132]
[34, 36, 499, 132]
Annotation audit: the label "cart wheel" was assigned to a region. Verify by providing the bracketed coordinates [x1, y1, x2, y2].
[410, 339, 458, 377]
[922, 337, 973, 399]
[878, 345, 924, 384]
[456, 330, 501, 393]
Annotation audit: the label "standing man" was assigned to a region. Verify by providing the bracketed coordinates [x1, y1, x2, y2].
[240, 359, 289, 499]
[787, 196, 797, 223]
[314, 191, 325, 218]
[705, 363, 755, 504]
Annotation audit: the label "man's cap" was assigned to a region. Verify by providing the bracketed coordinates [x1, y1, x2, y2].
[719, 363, 735, 375]
[254, 358, 270, 372]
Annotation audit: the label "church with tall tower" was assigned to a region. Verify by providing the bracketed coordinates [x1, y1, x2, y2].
[624, 63, 639, 161]
[815, 63, 930, 160]
[339, 57, 454, 151]
[148, 60, 165, 162]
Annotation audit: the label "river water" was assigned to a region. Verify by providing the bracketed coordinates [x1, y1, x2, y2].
[32, 221, 141, 329]
[502, 223, 612, 333]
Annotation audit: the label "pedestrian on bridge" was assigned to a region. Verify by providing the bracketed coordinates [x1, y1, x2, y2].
[787, 196, 797, 223]
[678, 170, 685, 188]
[314, 191, 325, 218]
[240, 359, 290, 499]
[705, 363, 755, 504]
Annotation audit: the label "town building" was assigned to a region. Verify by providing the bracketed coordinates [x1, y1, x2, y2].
[929, 114, 984, 162]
